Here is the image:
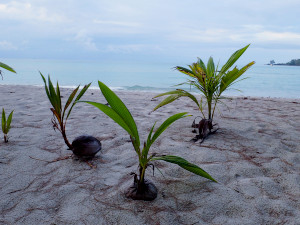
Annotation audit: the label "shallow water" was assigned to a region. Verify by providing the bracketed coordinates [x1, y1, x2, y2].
[1, 59, 299, 98]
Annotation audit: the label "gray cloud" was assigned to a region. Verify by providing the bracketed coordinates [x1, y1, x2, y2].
[1, 0, 300, 63]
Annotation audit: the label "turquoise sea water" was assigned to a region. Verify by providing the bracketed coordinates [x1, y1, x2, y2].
[1, 59, 300, 98]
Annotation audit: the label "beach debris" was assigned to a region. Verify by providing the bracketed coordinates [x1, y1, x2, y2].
[192, 118, 219, 143]
[153, 45, 255, 141]
[29, 155, 72, 163]
[1, 108, 14, 143]
[29, 153, 97, 168]
[82, 81, 217, 201]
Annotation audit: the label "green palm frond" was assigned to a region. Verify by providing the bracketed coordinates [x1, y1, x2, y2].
[82, 82, 216, 186]
[151, 155, 217, 182]
[0, 62, 16, 73]
[220, 44, 250, 75]
[154, 44, 255, 121]
[153, 89, 200, 111]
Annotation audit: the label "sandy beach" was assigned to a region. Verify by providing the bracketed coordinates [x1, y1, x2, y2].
[0, 84, 299, 224]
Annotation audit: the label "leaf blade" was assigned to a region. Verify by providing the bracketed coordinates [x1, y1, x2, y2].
[63, 86, 79, 119]
[153, 95, 181, 111]
[150, 112, 189, 146]
[98, 81, 140, 146]
[66, 83, 91, 120]
[0, 62, 16, 73]
[2, 108, 6, 132]
[220, 44, 250, 74]
[151, 155, 217, 182]
[153, 89, 200, 111]
[6, 110, 14, 133]
[82, 101, 135, 138]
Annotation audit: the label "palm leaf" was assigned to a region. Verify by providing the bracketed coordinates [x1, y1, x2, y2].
[40, 72, 51, 102]
[220, 44, 250, 74]
[74, 83, 92, 102]
[206, 57, 215, 78]
[175, 66, 196, 78]
[146, 122, 156, 146]
[142, 113, 188, 161]
[6, 111, 13, 133]
[153, 95, 181, 111]
[63, 86, 79, 119]
[149, 112, 189, 146]
[219, 61, 255, 94]
[151, 155, 217, 182]
[172, 82, 188, 87]
[50, 108, 62, 125]
[0, 62, 16, 73]
[140, 122, 158, 159]
[82, 101, 135, 138]
[197, 58, 207, 75]
[56, 81, 62, 112]
[98, 81, 140, 146]
[66, 83, 91, 120]
[47, 76, 60, 113]
[153, 89, 200, 111]
[154, 90, 188, 98]
[2, 109, 6, 132]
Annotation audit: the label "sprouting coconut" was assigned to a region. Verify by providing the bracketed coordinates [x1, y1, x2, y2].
[41, 73, 101, 159]
[81, 81, 217, 201]
[153, 45, 255, 143]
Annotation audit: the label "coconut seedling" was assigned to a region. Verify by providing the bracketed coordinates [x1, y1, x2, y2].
[2, 109, 13, 143]
[41, 73, 101, 159]
[82, 81, 216, 201]
[153, 44, 255, 143]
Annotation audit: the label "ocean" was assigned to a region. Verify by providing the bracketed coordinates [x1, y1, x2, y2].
[1, 59, 300, 98]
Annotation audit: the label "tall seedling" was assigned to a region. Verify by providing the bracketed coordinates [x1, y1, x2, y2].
[82, 81, 216, 201]
[153, 45, 255, 142]
[40, 73, 91, 149]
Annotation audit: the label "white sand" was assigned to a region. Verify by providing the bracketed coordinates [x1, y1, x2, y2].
[0, 84, 299, 224]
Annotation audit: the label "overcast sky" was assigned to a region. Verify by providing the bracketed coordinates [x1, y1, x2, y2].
[1, 0, 300, 64]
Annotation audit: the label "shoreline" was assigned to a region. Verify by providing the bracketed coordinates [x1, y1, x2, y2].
[1, 84, 300, 101]
[0, 84, 299, 224]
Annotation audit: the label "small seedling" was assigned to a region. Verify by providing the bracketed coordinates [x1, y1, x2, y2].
[153, 45, 255, 142]
[82, 81, 216, 201]
[2, 108, 13, 143]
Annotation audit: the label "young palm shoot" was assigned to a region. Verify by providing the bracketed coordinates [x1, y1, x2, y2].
[2, 109, 13, 143]
[82, 81, 216, 201]
[40, 73, 100, 159]
[153, 44, 255, 143]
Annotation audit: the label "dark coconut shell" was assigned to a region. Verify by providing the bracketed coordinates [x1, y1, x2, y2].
[125, 179, 158, 201]
[71, 135, 101, 159]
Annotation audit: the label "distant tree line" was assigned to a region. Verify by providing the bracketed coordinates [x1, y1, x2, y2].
[267, 59, 300, 66]
[286, 59, 300, 66]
